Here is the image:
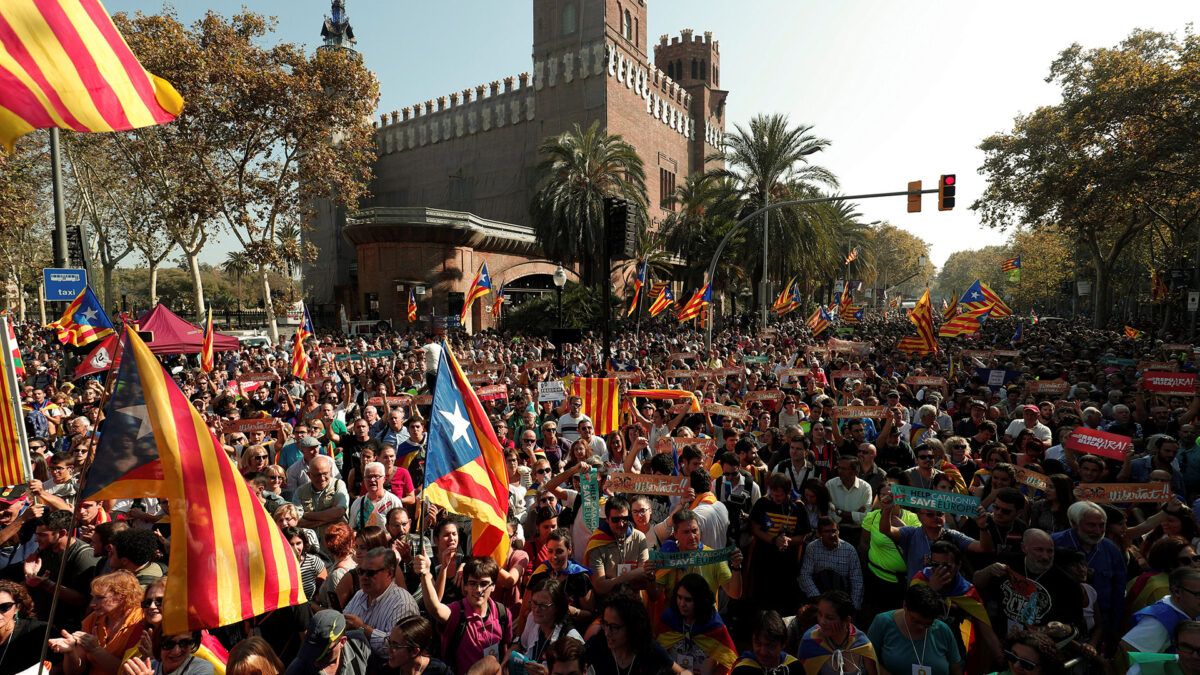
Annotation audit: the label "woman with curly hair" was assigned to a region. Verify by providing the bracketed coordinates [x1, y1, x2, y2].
[994, 629, 1068, 675]
[0, 579, 46, 672]
[50, 570, 145, 675]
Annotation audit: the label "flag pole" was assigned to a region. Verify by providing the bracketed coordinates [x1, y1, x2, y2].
[0, 316, 32, 483]
[37, 328, 129, 675]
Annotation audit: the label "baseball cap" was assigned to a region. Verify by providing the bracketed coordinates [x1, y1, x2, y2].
[299, 436, 321, 449]
[295, 610, 347, 665]
[1023, 404, 1040, 414]
[0, 484, 27, 505]
[970, 400, 986, 409]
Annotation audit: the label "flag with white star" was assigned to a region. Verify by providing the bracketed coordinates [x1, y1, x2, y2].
[48, 285, 114, 346]
[424, 340, 510, 565]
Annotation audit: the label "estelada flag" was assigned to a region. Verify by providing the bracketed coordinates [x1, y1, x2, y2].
[81, 328, 305, 632]
[0, 316, 30, 486]
[491, 283, 505, 318]
[407, 290, 418, 322]
[677, 284, 710, 322]
[571, 377, 620, 435]
[939, 303, 994, 338]
[649, 285, 675, 317]
[1125, 326, 1143, 339]
[424, 341, 510, 565]
[626, 259, 646, 317]
[48, 286, 114, 346]
[0, 0, 183, 152]
[958, 280, 1012, 317]
[460, 261, 493, 323]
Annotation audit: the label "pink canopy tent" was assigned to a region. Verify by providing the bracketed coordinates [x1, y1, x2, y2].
[135, 304, 239, 354]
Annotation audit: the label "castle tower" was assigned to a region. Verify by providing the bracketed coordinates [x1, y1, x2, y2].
[319, 0, 357, 53]
[654, 29, 726, 172]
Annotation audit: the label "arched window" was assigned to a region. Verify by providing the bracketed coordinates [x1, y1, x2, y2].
[667, 61, 674, 79]
[676, 60, 682, 79]
[562, 3, 576, 35]
[622, 10, 632, 40]
[691, 59, 697, 79]
[700, 59, 706, 80]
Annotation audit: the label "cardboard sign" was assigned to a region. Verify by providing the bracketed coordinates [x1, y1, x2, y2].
[468, 373, 492, 386]
[305, 375, 331, 384]
[905, 376, 947, 387]
[1101, 357, 1136, 366]
[477, 363, 505, 373]
[664, 369, 697, 379]
[1064, 427, 1132, 461]
[524, 360, 551, 371]
[960, 350, 991, 361]
[1078, 482, 1173, 503]
[704, 402, 750, 420]
[650, 545, 737, 569]
[832, 370, 866, 380]
[831, 405, 889, 419]
[1026, 379, 1069, 397]
[225, 418, 282, 434]
[743, 355, 770, 364]
[242, 372, 279, 383]
[688, 438, 718, 468]
[1014, 467, 1050, 492]
[781, 368, 807, 379]
[669, 352, 698, 362]
[537, 380, 567, 402]
[1139, 361, 1179, 373]
[743, 390, 785, 404]
[476, 384, 507, 400]
[414, 395, 433, 405]
[712, 366, 744, 378]
[891, 485, 981, 518]
[384, 395, 412, 407]
[992, 350, 1020, 358]
[607, 473, 689, 496]
[328, 347, 349, 354]
[1163, 344, 1193, 353]
[333, 353, 363, 362]
[1143, 371, 1197, 395]
[612, 371, 642, 382]
[828, 338, 870, 356]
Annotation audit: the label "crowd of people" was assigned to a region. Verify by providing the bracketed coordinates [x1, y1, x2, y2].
[4, 310, 1200, 675]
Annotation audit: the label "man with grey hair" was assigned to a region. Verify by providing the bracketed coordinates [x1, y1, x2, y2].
[974, 528, 1084, 634]
[1052, 501, 1125, 643]
[1122, 567, 1200, 667]
[348, 461, 403, 529]
[1103, 403, 1143, 439]
[294, 454, 349, 546]
[900, 404, 939, 446]
[342, 546, 419, 658]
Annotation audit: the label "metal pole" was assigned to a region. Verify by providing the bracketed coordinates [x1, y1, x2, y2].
[1192, 232, 1200, 340]
[557, 287, 563, 328]
[49, 129, 68, 268]
[759, 204, 770, 332]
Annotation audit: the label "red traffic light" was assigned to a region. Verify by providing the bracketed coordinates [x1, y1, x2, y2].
[943, 175, 955, 186]
[938, 174, 956, 211]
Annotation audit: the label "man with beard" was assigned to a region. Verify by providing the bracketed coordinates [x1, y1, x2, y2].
[973, 528, 1085, 635]
[1052, 501, 1126, 645]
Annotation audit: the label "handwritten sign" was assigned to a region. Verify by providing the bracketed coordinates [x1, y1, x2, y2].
[242, 372, 279, 383]
[1144, 371, 1197, 395]
[704, 402, 750, 420]
[333, 353, 363, 362]
[669, 352, 698, 362]
[828, 338, 870, 356]
[992, 350, 1020, 358]
[607, 473, 689, 496]
[537, 380, 567, 402]
[650, 545, 737, 569]
[905, 376, 946, 387]
[224, 418, 282, 434]
[328, 347, 349, 354]
[524, 360, 551, 371]
[477, 363, 505, 373]
[664, 369, 697, 379]
[891, 485, 981, 518]
[467, 373, 492, 386]
[781, 368, 807, 379]
[1100, 357, 1136, 366]
[612, 371, 642, 382]
[1065, 427, 1132, 461]
[414, 395, 433, 405]
[744, 390, 785, 404]
[1014, 467, 1050, 492]
[711, 366, 744, 378]
[1078, 482, 1173, 503]
[476, 385, 507, 400]
[960, 350, 991, 361]
[743, 355, 770, 364]
[832, 370, 866, 380]
[383, 395, 412, 407]
[688, 438, 718, 468]
[831, 405, 889, 419]
[1139, 361, 1178, 373]
[1026, 379, 1069, 397]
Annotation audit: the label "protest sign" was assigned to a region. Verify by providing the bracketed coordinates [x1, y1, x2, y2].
[476, 385, 507, 400]
[1139, 361, 1178, 373]
[328, 347, 349, 354]
[242, 372, 279, 383]
[524, 360, 551, 371]
[831, 405, 889, 419]
[712, 366, 743, 378]
[581, 468, 600, 532]
[333, 353, 362, 362]
[687, 438, 718, 468]
[478, 363, 505, 373]
[468, 373, 492, 386]
[1100, 357, 1136, 366]
[669, 352, 698, 362]
[664, 369, 697, 379]
[608, 473, 690, 496]
[414, 395, 433, 405]
[992, 350, 1020, 358]
[960, 350, 991, 361]
[832, 370, 866, 380]
[905, 376, 947, 387]
[305, 375, 330, 385]
[1014, 467, 1050, 492]
[743, 355, 770, 364]
[781, 368, 807, 379]
[1163, 344, 1193, 353]
[1077, 483, 1173, 503]
[365, 349, 394, 358]
[704, 402, 750, 420]
[612, 371, 642, 382]
[1143, 371, 1197, 395]
[744, 390, 785, 405]
[386, 395, 412, 407]
[828, 338, 870, 356]
[537, 380, 567, 402]
[650, 545, 738, 569]
[974, 368, 1022, 391]
[891, 485, 981, 518]
[225, 418, 282, 434]
[1026, 379, 1069, 397]
[1064, 427, 1131, 461]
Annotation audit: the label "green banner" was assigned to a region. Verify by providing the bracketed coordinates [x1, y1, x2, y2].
[650, 545, 738, 569]
[581, 467, 600, 532]
[1100, 357, 1136, 366]
[333, 353, 363, 362]
[836, 327, 855, 335]
[743, 355, 769, 364]
[892, 485, 981, 518]
[365, 349, 394, 358]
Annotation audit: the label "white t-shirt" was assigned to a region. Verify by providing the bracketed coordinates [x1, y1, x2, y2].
[1004, 419, 1053, 444]
[348, 491, 404, 529]
[421, 343, 443, 373]
[557, 412, 590, 443]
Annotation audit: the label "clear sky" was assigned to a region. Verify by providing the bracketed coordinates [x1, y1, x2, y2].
[107, 0, 1199, 268]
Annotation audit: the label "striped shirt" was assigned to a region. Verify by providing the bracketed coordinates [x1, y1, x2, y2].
[343, 582, 420, 657]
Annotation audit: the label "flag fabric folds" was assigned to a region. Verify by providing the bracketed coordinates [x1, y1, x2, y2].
[81, 328, 305, 633]
[778, 282, 803, 316]
[840, 305, 864, 324]
[75, 332, 120, 379]
[0, 0, 184, 152]
[939, 303, 994, 338]
[291, 332, 310, 378]
[625, 389, 701, 412]
[1011, 322, 1023, 346]
[649, 285, 675, 317]
[677, 284, 711, 322]
[424, 341, 510, 565]
[772, 278, 799, 315]
[958, 280, 1012, 317]
[200, 309, 214, 373]
[1125, 326, 1143, 339]
[626, 260, 646, 316]
[461, 262, 493, 322]
[845, 247, 859, 264]
[904, 288, 938, 354]
[0, 316, 30, 486]
[491, 283, 505, 319]
[806, 306, 833, 336]
[571, 377, 620, 435]
[298, 302, 315, 342]
[407, 290, 418, 322]
[1151, 270, 1169, 302]
[5, 319, 23, 378]
[942, 291, 958, 321]
[48, 286, 114, 346]
[1001, 257, 1020, 272]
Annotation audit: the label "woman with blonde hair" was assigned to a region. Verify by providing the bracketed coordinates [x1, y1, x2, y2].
[50, 570, 145, 675]
[225, 636, 284, 675]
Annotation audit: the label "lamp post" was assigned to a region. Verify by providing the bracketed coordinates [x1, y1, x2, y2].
[553, 265, 566, 328]
[120, 284, 128, 314]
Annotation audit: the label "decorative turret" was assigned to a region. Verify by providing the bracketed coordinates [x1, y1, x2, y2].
[319, 0, 357, 53]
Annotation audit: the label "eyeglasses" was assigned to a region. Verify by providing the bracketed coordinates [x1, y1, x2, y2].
[522, 439, 537, 444]
[600, 621, 625, 632]
[141, 597, 164, 608]
[50, 466, 70, 473]
[1003, 650, 1039, 670]
[531, 601, 554, 610]
[929, 562, 954, 570]
[387, 641, 415, 652]
[1175, 586, 1200, 598]
[917, 455, 933, 460]
[631, 508, 651, 516]
[366, 475, 385, 480]
[464, 579, 493, 589]
[536, 468, 552, 475]
[607, 515, 631, 523]
[161, 638, 195, 652]
[359, 567, 388, 578]
[1180, 555, 1200, 565]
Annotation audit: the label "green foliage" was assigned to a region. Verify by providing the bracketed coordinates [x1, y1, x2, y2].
[500, 282, 622, 336]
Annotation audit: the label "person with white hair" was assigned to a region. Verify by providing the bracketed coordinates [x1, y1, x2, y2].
[294, 454, 350, 547]
[1051, 501, 1126, 645]
[348, 461, 403, 529]
[899, 404, 939, 446]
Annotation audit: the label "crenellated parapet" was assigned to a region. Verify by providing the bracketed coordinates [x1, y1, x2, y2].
[372, 71, 536, 155]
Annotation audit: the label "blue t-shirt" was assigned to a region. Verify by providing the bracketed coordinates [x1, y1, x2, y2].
[1051, 529, 1126, 636]
[278, 441, 302, 469]
[897, 526, 976, 581]
[867, 610, 961, 675]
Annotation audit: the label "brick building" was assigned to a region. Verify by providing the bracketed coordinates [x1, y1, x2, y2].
[305, 0, 728, 331]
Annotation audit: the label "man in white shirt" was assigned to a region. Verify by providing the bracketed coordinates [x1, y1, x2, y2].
[1004, 405, 1052, 446]
[557, 396, 590, 443]
[1122, 566, 1200, 672]
[421, 335, 443, 392]
[825, 456, 873, 545]
[576, 419, 608, 462]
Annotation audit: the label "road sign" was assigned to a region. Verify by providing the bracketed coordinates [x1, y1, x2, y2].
[1189, 291, 1198, 312]
[43, 268, 87, 301]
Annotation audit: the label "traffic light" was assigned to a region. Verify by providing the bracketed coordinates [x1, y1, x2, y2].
[938, 174, 956, 211]
[907, 180, 922, 213]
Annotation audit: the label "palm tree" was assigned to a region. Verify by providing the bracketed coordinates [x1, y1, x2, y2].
[530, 121, 647, 284]
[276, 223, 302, 279]
[708, 114, 838, 320]
[222, 251, 252, 311]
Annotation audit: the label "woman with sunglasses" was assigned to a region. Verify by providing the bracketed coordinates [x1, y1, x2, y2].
[0, 580, 47, 673]
[123, 579, 229, 672]
[386, 616, 452, 675]
[121, 630, 213, 675]
[993, 629, 1068, 675]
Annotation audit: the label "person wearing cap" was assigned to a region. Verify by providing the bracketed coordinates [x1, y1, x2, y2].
[955, 400, 989, 438]
[284, 609, 369, 675]
[1004, 405, 1052, 447]
[288, 435, 342, 494]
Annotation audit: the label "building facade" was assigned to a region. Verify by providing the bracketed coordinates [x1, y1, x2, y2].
[306, 0, 728, 331]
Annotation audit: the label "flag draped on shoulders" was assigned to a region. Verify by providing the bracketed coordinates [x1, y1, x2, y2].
[81, 328, 305, 633]
[656, 607, 737, 671]
[48, 286, 113, 346]
[0, 0, 184, 152]
[796, 625, 876, 675]
[424, 341, 510, 565]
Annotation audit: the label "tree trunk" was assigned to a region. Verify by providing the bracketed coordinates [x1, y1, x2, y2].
[148, 264, 160, 308]
[260, 266, 279, 344]
[1093, 260, 1111, 328]
[235, 274, 243, 311]
[102, 262, 116, 316]
[186, 252, 205, 320]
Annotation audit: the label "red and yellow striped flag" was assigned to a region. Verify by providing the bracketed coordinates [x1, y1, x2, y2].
[81, 328, 305, 632]
[0, 316, 30, 486]
[571, 377, 619, 435]
[199, 308, 214, 373]
[291, 331, 310, 378]
[0, 0, 184, 152]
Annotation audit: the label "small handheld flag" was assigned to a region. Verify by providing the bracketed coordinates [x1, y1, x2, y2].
[1125, 326, 1143, 339]
[200, 309, 215, 373]
[48, 286, 115, 346]
[627, 260, 646, 317]
[1011, 321, 1023, 346]
[491, 283, 505, 319]
[461, 262, 493, 323]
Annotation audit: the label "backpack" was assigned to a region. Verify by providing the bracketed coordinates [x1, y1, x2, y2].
[440, 598, 511, 664]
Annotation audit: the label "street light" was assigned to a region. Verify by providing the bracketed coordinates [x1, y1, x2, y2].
[120, 283, 128, 314]
[553, 265, 567, 328]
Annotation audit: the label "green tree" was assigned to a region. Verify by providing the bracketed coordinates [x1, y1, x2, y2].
[222, 251, 253, 311]
[530, 121, 647, 285]
[0, 137, 50, 320]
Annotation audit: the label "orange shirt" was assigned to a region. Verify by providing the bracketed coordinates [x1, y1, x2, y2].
[82, 606, 145, 668]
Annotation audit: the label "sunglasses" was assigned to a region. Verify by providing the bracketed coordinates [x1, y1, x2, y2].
[359, 567, 388, 578]
[1003, 650, 1039, 670]
[536, 468, 552, 475]
[161, 638, 196, 652]
[0, 601, 14, 613]
[141, 597, 164, 608]
[1181, 555, 1200, 564]
[607, 515, 632, 523]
